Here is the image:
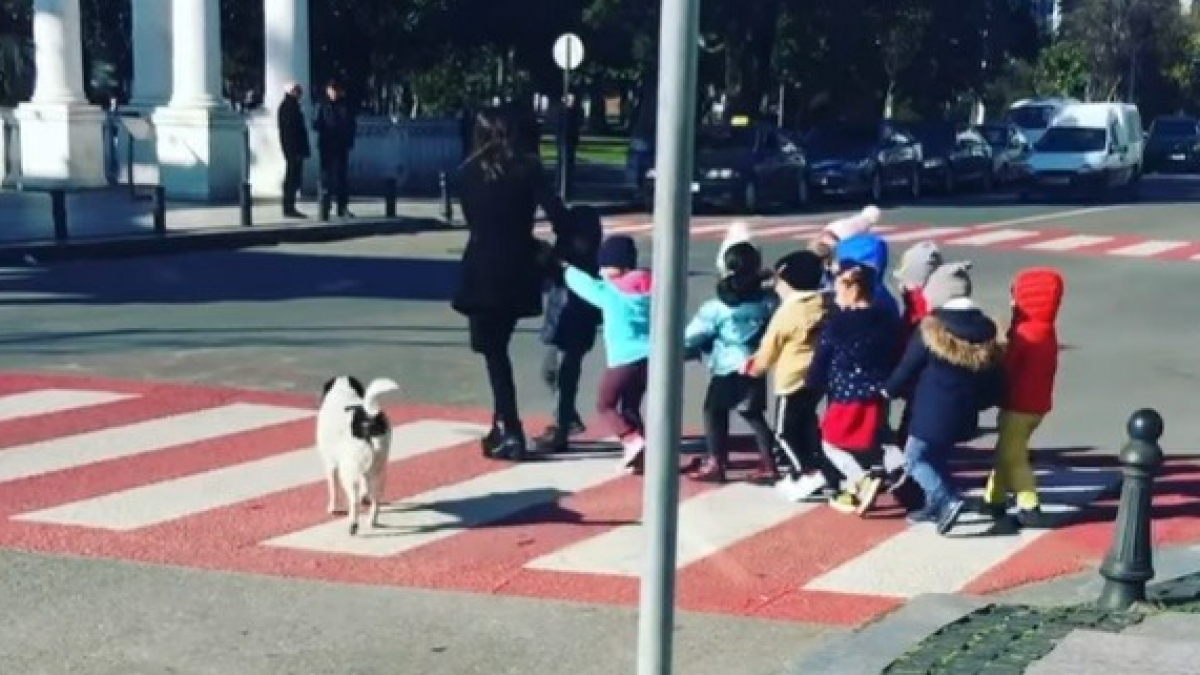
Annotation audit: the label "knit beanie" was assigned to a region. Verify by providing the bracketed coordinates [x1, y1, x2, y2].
[598, 235, 638, 269]
[924, 261, 974, 309]
[893, 241, 944, 289]
[824, 205, 882, 242]
[774, 251, 825, 292]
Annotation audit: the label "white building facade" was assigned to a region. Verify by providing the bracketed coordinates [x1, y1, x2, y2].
[2, 0, 462, 201]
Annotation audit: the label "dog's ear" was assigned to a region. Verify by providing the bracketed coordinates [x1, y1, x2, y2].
[321, 378, 337, 398]
[347, 377, 366, 398]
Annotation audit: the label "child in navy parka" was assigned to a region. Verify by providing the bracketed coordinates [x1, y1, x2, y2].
[535, 206, 603, 452]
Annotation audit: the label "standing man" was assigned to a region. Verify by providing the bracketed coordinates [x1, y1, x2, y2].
[313, 79, 357, 219]
[556, 93, 582, 200]
[277, 82, 309, 219]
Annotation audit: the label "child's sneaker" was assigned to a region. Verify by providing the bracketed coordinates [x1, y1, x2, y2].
[687, 458, 727, 484]
[776, 472, 827, 502]
[620, 433, 646, 473]
[936, 497, 966, 536]
[533, 427, 570, 454]
[828, 491, 859, 514]
[854, 474, 884, 516]
[747, 463, 778, 486]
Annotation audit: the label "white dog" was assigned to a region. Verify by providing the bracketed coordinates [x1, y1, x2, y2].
[317, 375, 400, 535]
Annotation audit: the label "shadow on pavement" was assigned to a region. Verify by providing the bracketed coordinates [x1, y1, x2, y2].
[0, 250, 466, 305]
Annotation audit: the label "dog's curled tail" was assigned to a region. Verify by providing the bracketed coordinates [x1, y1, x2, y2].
[363, 378, 400, 414]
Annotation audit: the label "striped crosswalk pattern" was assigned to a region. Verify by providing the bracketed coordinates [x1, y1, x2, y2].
[0, 373, 1156, 626]
[533, 215, 1200, 264]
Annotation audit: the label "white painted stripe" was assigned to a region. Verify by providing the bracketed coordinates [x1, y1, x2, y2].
[751, 224, 824, 238]
[14, 420, 484, 531]
[883, 226, 973, 243]
[1106, 240, 1189, 257]
[1023, 234, 1112, 251]
[0, 389, 136, 423]
[0, 404, 311, 483]
[979, 205, 1129, 229]
[804, 466, 1119, 598]
[607, 221, 654, 234]
[944, 229, 1041, 247]
[263, 454, 621, 557]
[527, 483, 811, 576]
[691, 222, 743, 235]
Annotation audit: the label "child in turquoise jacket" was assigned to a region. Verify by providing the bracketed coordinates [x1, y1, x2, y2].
[559, 235, 653, 473]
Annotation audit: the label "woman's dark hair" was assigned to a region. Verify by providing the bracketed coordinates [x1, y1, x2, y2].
[468, 108, 515, 181]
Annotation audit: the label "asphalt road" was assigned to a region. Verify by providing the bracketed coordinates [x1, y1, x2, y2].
[2, 176, 1200, 674]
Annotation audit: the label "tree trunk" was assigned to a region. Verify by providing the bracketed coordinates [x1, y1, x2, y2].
[883, 81, 896, 118]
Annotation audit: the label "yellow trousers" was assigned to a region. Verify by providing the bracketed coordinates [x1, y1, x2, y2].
[983, 411, 1043, 511]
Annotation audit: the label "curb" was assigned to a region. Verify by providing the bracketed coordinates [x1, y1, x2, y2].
[780, 594, 988, 675]
[0, 216, 448, 263]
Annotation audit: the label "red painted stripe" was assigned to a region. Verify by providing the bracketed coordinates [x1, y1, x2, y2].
[1151, 241, 1200, 261]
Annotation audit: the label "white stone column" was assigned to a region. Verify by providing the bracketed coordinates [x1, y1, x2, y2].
[153, 0, 242, 200]
[15, 0, 106, 187]
[128, 0, 173, 109]
[263, 0, 311, 113]
[250, 0, 317, 198]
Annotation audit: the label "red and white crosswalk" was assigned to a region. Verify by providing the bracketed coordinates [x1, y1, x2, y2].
[535, 215, 1200, 263]
[1, 372, 1197, 626]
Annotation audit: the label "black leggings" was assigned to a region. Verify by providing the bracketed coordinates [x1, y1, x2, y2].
[703, 374, 775, 469]
[468, 314, 521, 428]
[775, 388, 843, 486]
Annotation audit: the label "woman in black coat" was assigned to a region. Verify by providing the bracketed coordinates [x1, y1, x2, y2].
[453, 108, 569, 460]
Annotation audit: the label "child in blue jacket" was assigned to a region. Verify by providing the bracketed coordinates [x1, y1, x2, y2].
[557, 235, 653, 473]
[683, 229, 779, 484]
[535, 206, 603, 453]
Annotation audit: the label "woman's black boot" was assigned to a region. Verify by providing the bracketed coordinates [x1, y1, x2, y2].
[480, 418, 506, 459]
[494, 422, 528, 461]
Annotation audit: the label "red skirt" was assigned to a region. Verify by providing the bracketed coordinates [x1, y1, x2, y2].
[822, 400, 886, 451]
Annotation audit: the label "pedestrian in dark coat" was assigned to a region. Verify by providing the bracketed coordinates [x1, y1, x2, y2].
[313, 79, 357, 218]
[535, 205, 603, 453]
[276, 82, 309, 218]
[454, 107, 570, 461]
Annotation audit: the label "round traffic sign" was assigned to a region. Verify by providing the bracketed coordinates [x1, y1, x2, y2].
[553, 33, 585, 71]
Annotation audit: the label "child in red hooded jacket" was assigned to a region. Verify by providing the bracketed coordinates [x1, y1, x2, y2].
[982, 267, 1065, 529]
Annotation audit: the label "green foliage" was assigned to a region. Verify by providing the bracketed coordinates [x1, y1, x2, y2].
[1033, 40, 1090, 98]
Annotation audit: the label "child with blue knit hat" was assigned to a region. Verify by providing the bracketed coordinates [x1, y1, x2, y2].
[806, 243, 900, 516]
[556, 234, 653, 473]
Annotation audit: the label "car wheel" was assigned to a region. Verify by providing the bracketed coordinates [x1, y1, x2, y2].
[909, 169, 921, 200]
[795, 171, 810, 209]
[869, 172, 884, 203]
[741, 180, 759, 214]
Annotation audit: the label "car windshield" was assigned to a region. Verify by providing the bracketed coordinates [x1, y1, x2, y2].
[1036, 127, 1107, 153]
[977, 126, 1008, 146]
[1150, 118, 1197, 137]
[806, 127, 877, 156]
[696, 127, 756, 151]
[1009, 105, 1057, 130]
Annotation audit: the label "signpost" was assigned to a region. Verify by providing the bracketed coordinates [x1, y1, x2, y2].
[637, 0, 700, 673]
[552, 33, 585, 201]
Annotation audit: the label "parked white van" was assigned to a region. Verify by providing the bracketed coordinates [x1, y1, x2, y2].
[1008, 97, 1080, 146]
[1024, 102, 1143, 198]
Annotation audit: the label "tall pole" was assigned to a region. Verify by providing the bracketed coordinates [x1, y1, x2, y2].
[637, 0, 700, 672]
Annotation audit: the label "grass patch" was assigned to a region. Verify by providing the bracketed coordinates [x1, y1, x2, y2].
[539, 136, 628, 166]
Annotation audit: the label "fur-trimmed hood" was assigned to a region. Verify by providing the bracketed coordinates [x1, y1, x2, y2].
[921, 309, 1003, 371]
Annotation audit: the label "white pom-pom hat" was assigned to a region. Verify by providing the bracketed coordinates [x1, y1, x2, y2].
[823, 205, 882, 242]
[716, 220, 753, 276]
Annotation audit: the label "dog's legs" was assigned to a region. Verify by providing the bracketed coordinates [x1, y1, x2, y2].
[340, 472, 360, 536]
[325, 466, 340, 515]
[368, 473, 384, 529]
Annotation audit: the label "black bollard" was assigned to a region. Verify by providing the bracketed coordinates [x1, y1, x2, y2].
[50, 189, 68, 242]
[152, 185, 166, 234]
[384, 177, 397, 219]
[439, 170, 453, 225]
[1097, 408, 1165, 611]
[239, 181, 253, 227]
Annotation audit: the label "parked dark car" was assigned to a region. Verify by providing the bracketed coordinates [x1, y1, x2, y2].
[908, 123, 994, 193]
[1144, 116, 1200, 174]
[803, 123, 922, 203]
[641, 119, 809, 213]
[972, 122, 1032, 183]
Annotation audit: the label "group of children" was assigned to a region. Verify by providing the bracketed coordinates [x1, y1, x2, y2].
[531, 205, 1065, 537]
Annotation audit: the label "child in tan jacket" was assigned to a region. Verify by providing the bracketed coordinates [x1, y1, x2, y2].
[744, 250, 842, 502]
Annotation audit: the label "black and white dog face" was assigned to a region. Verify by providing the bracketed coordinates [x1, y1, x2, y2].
[321, 375, 365, 402]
